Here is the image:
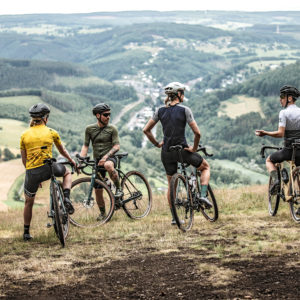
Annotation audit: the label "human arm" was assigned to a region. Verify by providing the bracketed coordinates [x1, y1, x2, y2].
[80, 145, 89, 157]
[56, 143, 76, 166]
[185, 121, 201, 152]
[98, 144, 120, 166]
[255, 126, 285, 138]
[143, 119, 163, 148]
[21, 149, 26, 167]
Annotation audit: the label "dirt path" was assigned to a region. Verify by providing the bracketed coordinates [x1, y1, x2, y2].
[3, 251, 300, 299]
[112, 93, 144, 125]
[0, 159, 24, 211]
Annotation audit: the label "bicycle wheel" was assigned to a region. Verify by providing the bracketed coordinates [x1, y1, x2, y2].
[200, 185, 218, 222]
[51, 181, 65, 247]
[170, 173, 193, 232]
[70, 177, 115, 227]
[289, 168, 300, 223]
[121, 170, 152, 219]
[196, 172, 218, 222]
[268, 174, 280, 216]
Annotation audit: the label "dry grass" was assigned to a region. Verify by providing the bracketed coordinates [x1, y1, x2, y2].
[1, 185, 300, 295]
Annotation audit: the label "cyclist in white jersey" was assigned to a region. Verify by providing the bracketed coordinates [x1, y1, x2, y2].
[256, 85, 300, 194]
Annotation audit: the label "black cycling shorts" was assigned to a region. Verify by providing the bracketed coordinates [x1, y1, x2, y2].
[94, 157, 117, 189]
[24, 163, 66, 198]
[161, 149, 203, 176]
[269, 147, 300, 166]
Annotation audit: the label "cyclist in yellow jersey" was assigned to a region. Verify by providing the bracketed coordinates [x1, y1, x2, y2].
[20, 103, 76, 241]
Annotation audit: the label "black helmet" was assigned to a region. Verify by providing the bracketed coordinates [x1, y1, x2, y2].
[92, 103, 111, 115]
[29, 103, 50, 118]
[280, 85, 300, 99]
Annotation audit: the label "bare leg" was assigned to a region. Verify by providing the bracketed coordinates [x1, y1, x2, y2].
[166, 175, 172, 208]
[24, 194, 35, 226]
[197, 159, 210, 185]
[266, 156, 277, 173]
[104, 161, 120, 188]
[95, 188, 105, 210]
[62, 169, 72, 190]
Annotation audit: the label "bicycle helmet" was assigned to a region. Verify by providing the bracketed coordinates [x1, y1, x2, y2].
[164, 82, 186, 95]
[92, 103, 111, 115]
[280, 85, 300, 99]
[29, 103, 50, 118]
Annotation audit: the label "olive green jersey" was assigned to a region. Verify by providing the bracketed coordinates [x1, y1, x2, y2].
[84, 123, 120, 159]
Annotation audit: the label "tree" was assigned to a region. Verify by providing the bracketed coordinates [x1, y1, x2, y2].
[3, 148, 15, 161]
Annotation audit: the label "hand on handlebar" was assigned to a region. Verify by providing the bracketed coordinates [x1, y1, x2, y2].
[156, 141, 163, 148]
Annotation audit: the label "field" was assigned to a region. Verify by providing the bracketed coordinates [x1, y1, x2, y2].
[1, 185, 300, 299]
[0, 118, 28, 149]
[218, 95, 265, 119]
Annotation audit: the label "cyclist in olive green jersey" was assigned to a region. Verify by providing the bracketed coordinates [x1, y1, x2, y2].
[80, 103, 122, 220]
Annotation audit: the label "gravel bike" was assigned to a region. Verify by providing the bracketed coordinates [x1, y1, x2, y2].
[45, 158, 74, 247]
[70, 153, 152, 227]
[169, 145, 218, 232]
[261, 143, 300, 223]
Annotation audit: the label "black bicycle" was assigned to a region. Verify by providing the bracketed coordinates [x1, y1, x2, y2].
[169, 145, 218, 231]
[45, 158, 74, 247]
[261, 143, 300, 223]
[69, 153, 152, 227]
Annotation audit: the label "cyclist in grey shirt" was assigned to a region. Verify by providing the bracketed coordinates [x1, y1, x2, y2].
[256, 85, 300, 193]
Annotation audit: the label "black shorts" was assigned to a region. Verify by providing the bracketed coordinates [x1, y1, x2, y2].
[24, 163, 66, 198]
[161, 149, 203, 176]
[94, 157, 117, 189]
[270, 147, 300, 166]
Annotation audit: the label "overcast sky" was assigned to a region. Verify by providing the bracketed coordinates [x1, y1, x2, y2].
[1, 0, 300, 15]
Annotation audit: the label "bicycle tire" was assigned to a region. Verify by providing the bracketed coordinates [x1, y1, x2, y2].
[289, 168, 300, 223]
[200, 184, 218, 222]
[195, 172, 218, 222]
[170, 173, 193, 232]
[57, 181, 69, 240]
[268, 174, 280, 216]
[121, 170, 152, 219]
[70, 177, 115, 227]
[51, 181, 65, 247]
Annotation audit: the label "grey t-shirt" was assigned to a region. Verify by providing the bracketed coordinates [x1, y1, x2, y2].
[279, 104, 300, 142]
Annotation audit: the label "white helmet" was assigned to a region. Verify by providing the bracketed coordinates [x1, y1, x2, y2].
[164, 82, 185, 95]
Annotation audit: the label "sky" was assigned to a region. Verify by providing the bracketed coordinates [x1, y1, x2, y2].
[0, 0, 300, 15]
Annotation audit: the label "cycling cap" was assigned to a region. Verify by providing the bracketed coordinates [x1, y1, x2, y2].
[92, 103, 111, 115]
[164, 82, 186, 95]
[29, 103, 50, 118]
[280, 85, 300, 98]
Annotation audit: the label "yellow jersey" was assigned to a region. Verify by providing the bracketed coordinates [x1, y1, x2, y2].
[20, 124, 62, 170]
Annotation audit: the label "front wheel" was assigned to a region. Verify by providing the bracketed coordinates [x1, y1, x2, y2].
[121, 171, 152, 219]
[170, 173, 193, 232]
[51, 181, 66, 247]
[268, 173, 280, 216]
[289, 168, 300, 223]
[70, 177, 115, 227]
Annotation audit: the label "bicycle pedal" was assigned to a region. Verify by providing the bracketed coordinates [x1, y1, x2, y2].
[46, 223, 52, 228]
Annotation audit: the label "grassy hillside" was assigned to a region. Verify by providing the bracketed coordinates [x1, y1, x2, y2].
[1, 185, 300, 298]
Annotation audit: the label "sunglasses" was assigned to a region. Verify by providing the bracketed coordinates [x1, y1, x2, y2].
[102, 113, 111, 117]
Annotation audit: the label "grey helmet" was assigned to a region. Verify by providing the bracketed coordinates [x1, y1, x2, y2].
[164, 82, 186, 95]
[280, 85, 300, 99]
[29, 103, 50, 118]
[92, 103, 111, 115]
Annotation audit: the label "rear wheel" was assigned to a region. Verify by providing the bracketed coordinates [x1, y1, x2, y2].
[70, 177, 115, 227]
[201, 185, 218, 222]
[121, 171, 152, 219]
[51, 182, 65, 247]
[268, 172, 280, 216]
[170, 173, 193, 232]
[290, 168, 300, 223]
